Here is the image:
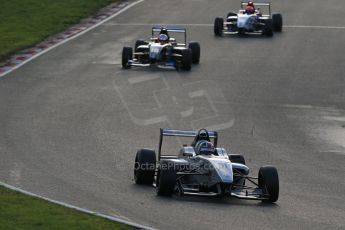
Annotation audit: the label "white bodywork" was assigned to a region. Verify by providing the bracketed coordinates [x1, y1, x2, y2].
[178, 146, 249, 184]
[149, 43, 169, 60]
[199, 156, 234, 183]
[237, 14, 258, 30]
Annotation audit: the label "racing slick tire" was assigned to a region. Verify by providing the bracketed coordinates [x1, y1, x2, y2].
[188, 42, 200, 64]
[156, 161, 177, 196]
[122, 46, 133, 69]
[181, 48, 192, 71]
[272, 13, 283, 32]
[134, 149, 156, 185]
[258, 165, 279, 203]
[214, 17, 224, 36]
[226, 12, 237, 31]
[228, 154, 246, 165]
[263, 19, 273, 37]
[229, 154, 246, 188]
[227, 12, 237, 18]
[135, 39, 147, 51]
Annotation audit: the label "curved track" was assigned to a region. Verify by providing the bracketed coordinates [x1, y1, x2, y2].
[1, 0, 345, 229]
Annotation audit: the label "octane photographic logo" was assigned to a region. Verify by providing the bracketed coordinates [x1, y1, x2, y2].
[133, 160, 229, 172]
[113, 71, 235, 131]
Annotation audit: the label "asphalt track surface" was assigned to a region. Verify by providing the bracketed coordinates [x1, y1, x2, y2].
[1, 0, 345, 229]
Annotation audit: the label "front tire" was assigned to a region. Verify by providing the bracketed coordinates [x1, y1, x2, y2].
[214, 17, 224, 36]
[181, 48, 192, 71]
[188, 42, 200, 64]
[258, 165, 279, 202]
[122, 46, 133, 69]
[156, 161, 177, 196]
[134, 149, 156, 185]
[272, 13, 283, 32]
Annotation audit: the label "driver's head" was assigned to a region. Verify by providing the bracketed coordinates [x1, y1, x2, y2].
[247, 1, 254, 7]
[158, 33, 169, 44]
[245, 5, 255, 14]
[195, 141, 215, 155]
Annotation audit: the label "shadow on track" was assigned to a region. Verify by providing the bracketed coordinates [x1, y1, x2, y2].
[131, 183, 279, 208]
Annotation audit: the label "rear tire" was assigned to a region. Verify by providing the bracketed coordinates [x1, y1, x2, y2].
[229, 154, 246, 188]
[188, 42, 200, 64]
[181, 48, 192, 71]
[226, 12, 237, 31]
[227, 12, 237, 18]
[134, 149, 156, 185]
[258, 165, 279, 202]
[228, 154, 246, 165]
[122, 46, 133, 69]
[135, 39, 147, 51]
[214, 17, 224, 36]
[272, 13, 283, 32]
[263, 19, 273, 37]
[156, 161, 177, 196]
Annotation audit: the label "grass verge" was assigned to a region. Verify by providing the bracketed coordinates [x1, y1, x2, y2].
[0, 0, 118, 62]
[0, 186, 132, 230]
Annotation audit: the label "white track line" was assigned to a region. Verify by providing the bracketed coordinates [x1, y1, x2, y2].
[284, 25, 345, 29]
[0, 182, 156, 230]
[0, 0, 144, 78]
[105, 22, 345, 29]
[105, 23, 213, 27]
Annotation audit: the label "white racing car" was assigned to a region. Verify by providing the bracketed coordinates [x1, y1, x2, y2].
[214, 1, 283, 37]
[134, 128, 279, 203]
[122, 27, 200, 71]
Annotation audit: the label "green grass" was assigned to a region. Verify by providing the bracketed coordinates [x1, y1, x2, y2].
[0, 0, 118, 61]
[0, 186, 132, 230]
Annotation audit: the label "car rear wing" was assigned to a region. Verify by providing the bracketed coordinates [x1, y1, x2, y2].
[158, 128, 218, 159]
[152, 26, 187, 46]
[241, 1, 271, 15]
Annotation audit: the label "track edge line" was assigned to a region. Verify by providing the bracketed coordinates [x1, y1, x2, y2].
[0, 181, 157, 230]
[0, 0, 144, 78]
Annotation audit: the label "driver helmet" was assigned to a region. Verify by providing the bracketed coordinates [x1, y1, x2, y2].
[195, 141, 215, 155]
[158, 33, 169, 44]
[245, 5, 255, 14]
